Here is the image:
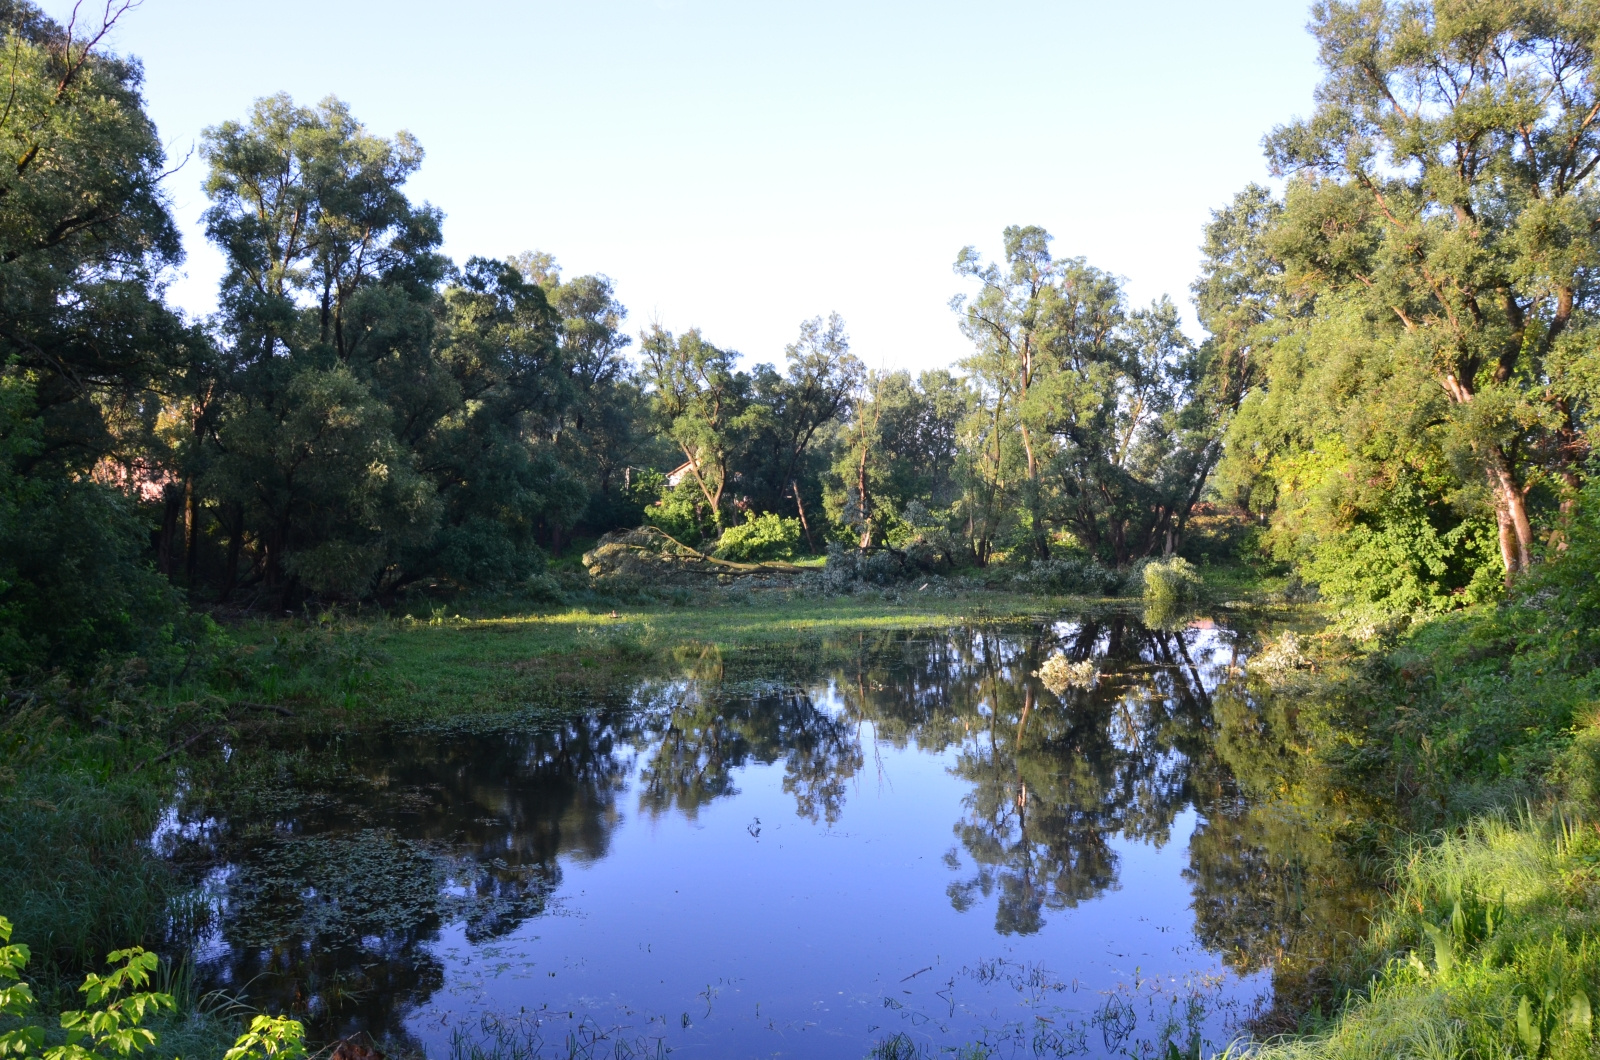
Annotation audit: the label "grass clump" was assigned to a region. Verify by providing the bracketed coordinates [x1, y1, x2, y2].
[1237, 810, 1600, 1060]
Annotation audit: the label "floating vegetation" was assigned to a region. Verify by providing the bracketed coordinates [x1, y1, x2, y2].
[1034, 652, 1098, 696]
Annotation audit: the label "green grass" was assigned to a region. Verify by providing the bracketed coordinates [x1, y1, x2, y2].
[232, 588, 1130, 728]
[1234, 809, 1600, 1060]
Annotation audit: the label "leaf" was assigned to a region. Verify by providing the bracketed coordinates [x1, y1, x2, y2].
[1568, 991, 1592, 1035]
[1421, 921, 1454, 978]
[1518, 995, 1542, 1056]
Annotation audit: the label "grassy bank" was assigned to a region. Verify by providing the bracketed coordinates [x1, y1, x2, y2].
[1233, 810, 1600, 1060]
[1219, 506, 1600, 1057]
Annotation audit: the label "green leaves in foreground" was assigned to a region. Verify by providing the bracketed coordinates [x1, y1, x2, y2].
[220, 1018, 306, 1060]
[0, 916, 304, 1060]
[1, 916, 43, 1058]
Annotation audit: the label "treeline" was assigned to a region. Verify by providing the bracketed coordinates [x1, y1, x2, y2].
[6, 0, 1599, 676]
[0, 0, 1242, 676]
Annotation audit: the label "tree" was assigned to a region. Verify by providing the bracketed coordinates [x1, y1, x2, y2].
[417, 257, 583, 587]
[200, 95, 449, 601]
[823, 369, 969, 555]
[0, 0, 193, 672]
[511, 251, 662, 542]
[954, 227, 1067, 560]
[746, 313, 863, 515]
[955, 228, 1219, 566]
[639, 326, 764, 530]
[1264, 0, 1600, 578]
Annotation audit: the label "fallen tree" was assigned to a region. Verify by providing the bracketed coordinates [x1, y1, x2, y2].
[582, 527, 804, 582]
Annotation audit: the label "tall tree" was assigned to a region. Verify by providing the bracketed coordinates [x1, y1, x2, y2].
[201, 96, 449, 601]
[1265, 0, 1600, 577]
[955, 228, 1216, 565]
[747, 313, 863, 514]
[0, 0, 194, 671]
[954, 227, 1063, 559]
[511, 251, 660, 539]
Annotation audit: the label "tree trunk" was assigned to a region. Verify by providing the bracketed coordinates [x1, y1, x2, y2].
[1018, 426, 1049, 560]
[221, 505, 244, 602]
[1440, 375, 1535, 579]
[184, 482, 200, 587]
[856, 441, 873, 549]
[1489, 458, 1534, 579]
[156, 482, 184, 576]
[791, 481, 816, 552]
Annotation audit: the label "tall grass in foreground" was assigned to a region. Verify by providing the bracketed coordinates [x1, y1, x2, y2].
[1233, 809, 1600, 1059]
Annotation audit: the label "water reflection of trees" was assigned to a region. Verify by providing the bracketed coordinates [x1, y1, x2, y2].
[829, 618, 1231, 936]
[166, 615, 1371, 1044]
[634, 684, 862, 825]
[165, 715, 640, 1043]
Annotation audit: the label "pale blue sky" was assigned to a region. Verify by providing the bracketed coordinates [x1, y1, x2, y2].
[66, 0, 1321, 371]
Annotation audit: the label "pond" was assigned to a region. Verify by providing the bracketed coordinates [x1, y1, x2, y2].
[155, 613, 1372, 1059]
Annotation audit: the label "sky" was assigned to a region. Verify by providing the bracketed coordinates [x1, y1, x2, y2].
[56, 0, 1323, 373]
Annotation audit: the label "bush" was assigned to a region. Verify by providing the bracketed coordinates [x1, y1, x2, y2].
[640, 479, 714, 548]
[713, 512, 801, 562]
[1140, 556, 1202, 607]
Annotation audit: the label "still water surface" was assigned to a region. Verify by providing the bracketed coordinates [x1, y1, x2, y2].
[157, 614, 1353, 1058]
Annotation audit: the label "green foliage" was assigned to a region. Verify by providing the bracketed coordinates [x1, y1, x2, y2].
[0, 919, 303, 1060]
[713, 512, 801, 562]
[0, 374, 186, 675]
[1208, 0, 1600, 608]
[824, 370, 969, 556]
[1235, 813, 1600, 1060]
[1, 917, 43, 1058]
[220, 1017, 306, 1060]
[639, 326, 767, 528]
[641, 478, 714, 547]
[952, 227, 1229, 567]
[1141, 556, 1201, 607]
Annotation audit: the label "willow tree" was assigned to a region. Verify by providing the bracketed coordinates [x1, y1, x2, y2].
[955, 227, 1218, 565]
[639, 326, 763, 530]
[1266, 0, 1600, 577]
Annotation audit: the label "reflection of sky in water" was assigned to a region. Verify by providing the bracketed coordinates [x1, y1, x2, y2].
[411, 730, 1263, 1058]
[159, 618, 1297, 1058]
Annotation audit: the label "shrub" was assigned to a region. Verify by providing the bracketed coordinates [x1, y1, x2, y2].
[1141, 556, 1201, 607]
[713, 512, 801, 562]
[0, 915, 306, 1060]
[641, 480, 714, 548]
